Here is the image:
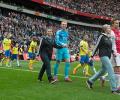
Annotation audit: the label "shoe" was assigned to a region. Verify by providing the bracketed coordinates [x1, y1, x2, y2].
[38, 77, 44, 82]
[65, 77, 72, 82]
[86, 80, 93, 89]
[37, 79, 44, 82]
[50, 76, 58, 84]
[112, 90, 120, 95]
[37, 79, 44, 83]
[73, 68, 77, 75]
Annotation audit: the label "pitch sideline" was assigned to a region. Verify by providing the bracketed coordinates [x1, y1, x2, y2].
[0, 66, 88, 79]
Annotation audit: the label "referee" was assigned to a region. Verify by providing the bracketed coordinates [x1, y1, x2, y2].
[37, 29, 62, 83]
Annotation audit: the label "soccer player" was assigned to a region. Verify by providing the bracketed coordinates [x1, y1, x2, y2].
[101, 20, 120, 87]
[10, 43, 20, 67]
[18, 45, 24, 60]
[73, 34, 91, 76]
[0, 34, 12, 67]
[111, 19, 120, 89]
[28, 37, 37, 70]
[87, 44, 97, 74]
[53, 21, 72, 82]
[86, 24, 120, 94]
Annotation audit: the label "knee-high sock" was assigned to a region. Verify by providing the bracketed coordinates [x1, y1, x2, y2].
[74, 64, 81, 70]
[54, 63, 59, 76]
[65, 62, 70, 78]
[84, 64, 89, 75]
[10, 60, 12, 67]
[6, 58, 10, 66]
[29, 60, 34, 70]
[17, 59, 20, 66]
[0, 57, 6, 65]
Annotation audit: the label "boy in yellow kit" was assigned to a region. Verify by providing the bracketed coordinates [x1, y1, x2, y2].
[87, 45, 97, 74]
[73, 35, 91, 76]
[28, 37, 37, 70]
[0, 34, 11, 67]
[10, 43, 20, 67]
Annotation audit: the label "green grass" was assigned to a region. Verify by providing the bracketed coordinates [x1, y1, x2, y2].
[0, 61, 120, 100]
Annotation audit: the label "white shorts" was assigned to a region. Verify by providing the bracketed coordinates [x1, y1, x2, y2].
[115, 74, 120, 88]
[111, 53, 120, 67]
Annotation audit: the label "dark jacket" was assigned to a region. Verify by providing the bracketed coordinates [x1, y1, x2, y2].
[38, 36, 62, 56]
[92, 33, 112, 58]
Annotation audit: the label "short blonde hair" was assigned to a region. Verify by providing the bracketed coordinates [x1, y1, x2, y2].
[102, 24, 110, 31]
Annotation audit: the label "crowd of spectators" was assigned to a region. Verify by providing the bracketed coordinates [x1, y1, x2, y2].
[45, 0, 120, 19]
[0, 8, 100, 54]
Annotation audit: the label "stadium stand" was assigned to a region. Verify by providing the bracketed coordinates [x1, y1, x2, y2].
[45, 0, 120, 19]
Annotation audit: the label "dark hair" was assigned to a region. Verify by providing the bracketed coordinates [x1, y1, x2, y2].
[111, 18, 119, 25]
[82, 34, 88, 39]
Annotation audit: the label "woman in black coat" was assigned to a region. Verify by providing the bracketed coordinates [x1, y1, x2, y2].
[86, 24, 120, 94]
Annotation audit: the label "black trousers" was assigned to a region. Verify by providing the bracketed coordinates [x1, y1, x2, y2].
[38, 51, 52, 82]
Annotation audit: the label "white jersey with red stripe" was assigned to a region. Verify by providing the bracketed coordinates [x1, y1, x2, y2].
[112, 28, 120, 53]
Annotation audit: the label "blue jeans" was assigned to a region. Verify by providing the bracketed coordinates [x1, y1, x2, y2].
[89, 56, 117, 91]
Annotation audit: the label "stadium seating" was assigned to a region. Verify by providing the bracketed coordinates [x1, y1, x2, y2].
[0, 8, 99, 54]
[45, 0, 120, 19]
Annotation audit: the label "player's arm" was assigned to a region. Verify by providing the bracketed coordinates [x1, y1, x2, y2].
[111, 31, 117, 55]
[91, 35, 103, 57]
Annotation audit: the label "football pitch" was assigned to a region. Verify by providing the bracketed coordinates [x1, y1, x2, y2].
[0, 61, 120, 100]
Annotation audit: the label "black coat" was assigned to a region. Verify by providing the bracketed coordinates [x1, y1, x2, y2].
[92, 33, 112, 58]
[38, 36, 62, 57]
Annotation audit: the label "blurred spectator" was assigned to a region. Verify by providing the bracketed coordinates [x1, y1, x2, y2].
[45, 0, 120, 19]
[0, 8, 100, 54]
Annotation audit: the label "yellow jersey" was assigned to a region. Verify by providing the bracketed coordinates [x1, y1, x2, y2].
[28, 41, 37, 53]
[88, 51, 92, 57]
[12, 47, 18, 54]
[3, 38, 11, 51]
[79, 40, 88, 56]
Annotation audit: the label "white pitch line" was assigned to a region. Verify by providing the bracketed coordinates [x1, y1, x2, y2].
[0, 67, 88, 79]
